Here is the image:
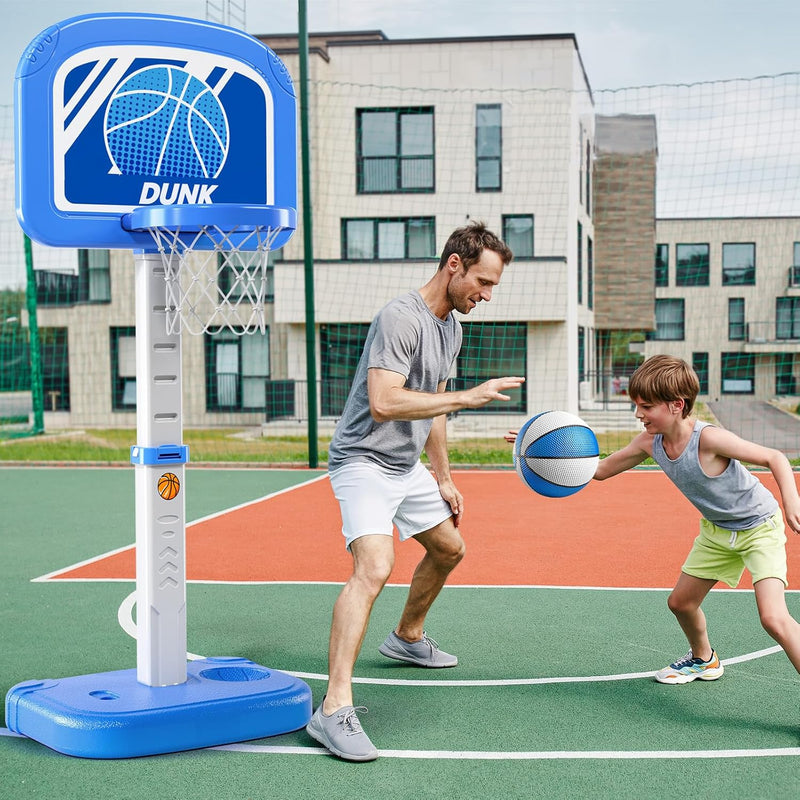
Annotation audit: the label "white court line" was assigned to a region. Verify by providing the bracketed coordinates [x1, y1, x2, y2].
[115, 589, 785, 686]
[2, 727, 798, 761]
[212, 743, 800, 761]
[32, 473, 330, 583]
[284, 645, 784, 686]
[27, 468, 686, 584]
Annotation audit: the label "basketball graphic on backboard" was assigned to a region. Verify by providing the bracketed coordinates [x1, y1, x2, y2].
[104, 66, 230, 180]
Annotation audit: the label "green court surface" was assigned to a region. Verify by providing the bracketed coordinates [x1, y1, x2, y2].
[2, 466, 800, 799]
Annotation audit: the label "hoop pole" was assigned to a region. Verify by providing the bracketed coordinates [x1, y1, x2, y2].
[133, 252, 187, 687]
[299, 0, 319, 468]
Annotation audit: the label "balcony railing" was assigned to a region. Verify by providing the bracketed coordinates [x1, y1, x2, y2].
[35, 270, 82, 305]
[746, 321, 800, 343]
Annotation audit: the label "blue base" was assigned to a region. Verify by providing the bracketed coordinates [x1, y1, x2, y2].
[5, 657, 312, 759]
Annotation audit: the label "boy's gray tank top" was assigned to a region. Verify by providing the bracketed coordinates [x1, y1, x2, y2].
[652, 420, 777, 530]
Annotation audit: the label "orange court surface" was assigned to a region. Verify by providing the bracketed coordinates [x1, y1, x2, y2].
[47, 470, 799, 590]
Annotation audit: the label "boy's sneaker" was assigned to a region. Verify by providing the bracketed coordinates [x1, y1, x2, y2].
[306, 701, 379, 762]
[655, 649, 724, 685]
[378, 631, 458, 668]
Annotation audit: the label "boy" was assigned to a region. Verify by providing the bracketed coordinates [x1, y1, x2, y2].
[594, 355, 800, 683]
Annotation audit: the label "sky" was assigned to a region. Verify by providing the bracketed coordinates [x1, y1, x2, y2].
[2, 0, 800, 106]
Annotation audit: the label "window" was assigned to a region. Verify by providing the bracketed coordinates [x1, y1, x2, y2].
[451, 322, 526, 413]
[342, 218, 435, 260]
[728, 298, 745, 340]
[476, 104, 501, 192]
[676, 243, 709, 286]
[722, 243, 755, 286]
[655, 244, 669, 287]
[501, 215, 533, 258]
[205, 329, 270, 410]
[578, 326, 585, 384]
[32, 249, 112, 305]
[692, 352, 709, 395]
[776, 297, 800, 340]
[577, 222, 583, 305]
[320, 324, 370, 417]
[792, 243, 800, 286]
[721, 353, 754, 394]
[218, 250, 279, 304]
[78, 249, 111, 302]
[111, 327, 136, 410]
[651, 298, 685, 340]
[585, 138, 592, 215]
[587, 236, 594, 311]
[776, 354, 796, 395]
[41, 328, 70, 411]
[357, 108, 434, 193]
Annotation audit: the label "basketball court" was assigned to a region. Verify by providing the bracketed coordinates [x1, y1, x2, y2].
[3, 466, 800, 798]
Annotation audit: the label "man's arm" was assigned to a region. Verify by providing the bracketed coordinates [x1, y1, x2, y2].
[367, 368, 524, 422]
[423, 384, 463, 525]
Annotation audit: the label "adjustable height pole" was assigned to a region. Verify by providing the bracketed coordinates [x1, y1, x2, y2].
[131, 252, 189, 687]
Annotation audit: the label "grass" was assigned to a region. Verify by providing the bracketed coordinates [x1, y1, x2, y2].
[0, 427, 642, 466]
[0, 429, 317, 465]
[2, 425, 797, 467]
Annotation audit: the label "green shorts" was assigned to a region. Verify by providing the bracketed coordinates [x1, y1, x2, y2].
[682, 511, 787, 588]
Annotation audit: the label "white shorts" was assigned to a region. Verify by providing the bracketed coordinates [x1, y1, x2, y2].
[329, 460, 454, 549]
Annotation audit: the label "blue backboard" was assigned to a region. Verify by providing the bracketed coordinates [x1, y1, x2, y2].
[15, 13, 297, 250]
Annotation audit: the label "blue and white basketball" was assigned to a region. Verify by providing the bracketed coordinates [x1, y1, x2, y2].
[513, 411, 599, 498]
[104, 66, 229, 179]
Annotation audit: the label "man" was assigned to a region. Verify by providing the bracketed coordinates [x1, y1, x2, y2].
[306, 221, 524, 761]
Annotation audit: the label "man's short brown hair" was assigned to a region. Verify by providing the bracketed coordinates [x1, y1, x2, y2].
[438, 221, 513, 271]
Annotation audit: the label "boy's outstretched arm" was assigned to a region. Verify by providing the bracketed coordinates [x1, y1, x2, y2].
[703, 426, 800, 535]
[593, 432, 651, 481]
[506, 429, 651, 481]
[768, 453, 800, 535]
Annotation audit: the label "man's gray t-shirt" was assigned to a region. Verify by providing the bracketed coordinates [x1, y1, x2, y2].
[327, 290, 462, 475]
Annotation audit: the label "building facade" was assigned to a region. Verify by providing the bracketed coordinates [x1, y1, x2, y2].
[31, 31, 598, 431]
[25, 30, 799, 433]
[648, 217, 800, 400]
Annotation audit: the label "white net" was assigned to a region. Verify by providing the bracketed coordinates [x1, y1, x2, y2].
[143, 222, 282, 336]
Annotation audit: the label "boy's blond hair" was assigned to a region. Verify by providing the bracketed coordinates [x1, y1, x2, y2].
[628, 355, 699, 418]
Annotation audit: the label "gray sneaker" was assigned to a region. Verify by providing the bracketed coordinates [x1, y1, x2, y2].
[378, 631, 458, 668]
[305, 701, 379, 762]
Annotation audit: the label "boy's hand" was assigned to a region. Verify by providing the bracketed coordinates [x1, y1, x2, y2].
[504, 430, 518, 444]
[783, 499, 800, 535]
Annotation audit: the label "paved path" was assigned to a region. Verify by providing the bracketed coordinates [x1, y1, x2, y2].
[708, 399, 800, 459]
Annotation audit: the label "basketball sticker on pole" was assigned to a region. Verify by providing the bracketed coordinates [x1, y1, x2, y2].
[157, 472, 181, 501]
[15, 13, 297, 251]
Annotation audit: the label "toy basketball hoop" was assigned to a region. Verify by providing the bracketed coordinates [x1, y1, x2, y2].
[123, 204, 297, 336]
[8, 12, 311, 759]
